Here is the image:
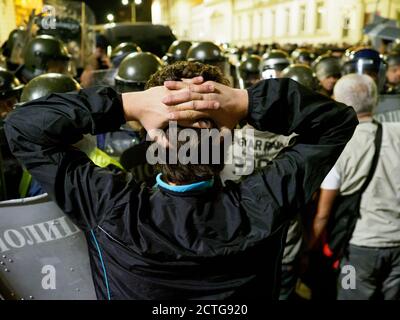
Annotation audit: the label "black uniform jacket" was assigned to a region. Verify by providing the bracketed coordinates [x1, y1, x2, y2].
[4, 79, 358, 300]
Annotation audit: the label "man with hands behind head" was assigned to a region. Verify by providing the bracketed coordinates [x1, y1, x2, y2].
[4, 62, 357, 300]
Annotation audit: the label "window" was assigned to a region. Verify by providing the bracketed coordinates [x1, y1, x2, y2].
[285, 8, 291, 35]
[316, 1, 326, 31]
[299, 4, 306, 33]
[342, 16, 350, 38]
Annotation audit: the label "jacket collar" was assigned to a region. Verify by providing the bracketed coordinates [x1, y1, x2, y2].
[156, 173, 214, 193]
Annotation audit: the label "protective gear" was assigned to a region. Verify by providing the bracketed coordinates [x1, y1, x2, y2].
[22, 35, 71, 81]
[17, 73, 124, 197]
[1, 28, 27, 59]
[312, 54, 342, 80]
[291, 48, 316, 66]
[281, 64, 318, 90]
[0, 68, 24, 100]
[261, 50, 291, 79]
[186, 41, 230, 76]
[384, 52, 400, 93]
[1, 28, 28, 71]
[20, 73, 80, 103]
[110, 42, 142, 67]
[237, 54, 262, 89]
[115, 52, 163, 93]
[342, 47, 386, 92]
[384, 52, 400, 68]
[163, 40, 192, 65]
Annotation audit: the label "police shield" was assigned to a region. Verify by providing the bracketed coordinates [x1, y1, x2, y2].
[374, 94, 400, 122]
[0, 194, 96, 300]
[35, 0, 96, 72]
[82, 68, 118, 88]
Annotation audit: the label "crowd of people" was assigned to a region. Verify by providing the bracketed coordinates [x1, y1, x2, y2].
[0, 23, 400, 300]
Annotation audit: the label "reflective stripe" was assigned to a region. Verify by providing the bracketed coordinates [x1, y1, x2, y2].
[19, 169, 32, 198]
[88, 148, 124, 170]
[19, 148, 124, 198]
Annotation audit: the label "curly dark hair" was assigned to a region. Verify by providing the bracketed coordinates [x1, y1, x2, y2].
[145, 61, 231, 89]
[145, 61, 230, 184]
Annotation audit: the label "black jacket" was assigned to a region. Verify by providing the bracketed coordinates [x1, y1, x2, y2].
[4, 79, 358, 300]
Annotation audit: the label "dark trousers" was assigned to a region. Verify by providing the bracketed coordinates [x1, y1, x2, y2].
[338, 244, 400, 300]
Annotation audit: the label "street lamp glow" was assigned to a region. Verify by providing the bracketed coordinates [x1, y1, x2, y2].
[122, 0, 129, 5]
[106, 13, 114, 22]
[134, 0, 142, 5]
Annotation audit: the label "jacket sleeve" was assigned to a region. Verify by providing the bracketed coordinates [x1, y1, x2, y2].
[4, 86, 140, 231]
[239, 78, 358, 223]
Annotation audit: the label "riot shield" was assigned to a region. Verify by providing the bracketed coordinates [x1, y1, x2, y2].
[80, 68, 117, 88]
[0, 194, 96, 300]
[374, 94, 400, 122]
[0, 124, 6, 201]
[38, 0, 96, 72]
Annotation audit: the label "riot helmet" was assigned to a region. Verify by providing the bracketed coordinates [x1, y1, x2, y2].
[110, 42, 142, 68]
[291, 48, 316, 66]
[1, 28, 28, 70]
[281, 64, 318, 90]
[261, 50, 291, 79]
[384, 52, 400, 85]
[115, 52, 163, 93]
[0, 68, 24, 100]
[20, 73, 80, 103]
[186, 41, 230, 77]
[342, 47, 386, 92]
[237, 54, 262, 89]
[22, 35, 71, 81]
[312, 54, 342, 95]
[163, 40, 192, 65]
[0, 68, 24, 119]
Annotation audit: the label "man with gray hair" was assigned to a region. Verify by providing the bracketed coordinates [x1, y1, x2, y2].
[311, 73, 400, 300]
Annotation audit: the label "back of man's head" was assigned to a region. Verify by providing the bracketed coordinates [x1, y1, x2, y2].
[146, 61, 231, 185]
[333, 73, 378, 115]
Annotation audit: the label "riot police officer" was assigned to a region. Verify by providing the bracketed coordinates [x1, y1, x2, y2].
[114, 52, 164, 185]
[99, 51, 163, 182]
[343, 47, 400, 122]
[237, 54, 262, 89]
[342, 47, 386, 92]
[115, 52, 163, 93]
[110, 42, 142, 68]
[18, 35, 71, 83]
[17, 73, 122, 197]
[0, 68, 23, 119]
[261, 49, 291, 79]
[162, 40, 192, 65]
[1, 28, 28, 71]
[384, 52, 400, 94]
[312, 54, 342, 97]
[0, 68, 24, 200]
[291, 48, 316, 66]
[186, 41, 235, 86]
[281, 64, 318, 90]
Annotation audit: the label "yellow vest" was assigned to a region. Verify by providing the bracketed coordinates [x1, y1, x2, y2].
[19, 148, 124, 198]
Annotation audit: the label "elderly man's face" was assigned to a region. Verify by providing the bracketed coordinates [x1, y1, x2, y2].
[386, 64, 400, 85]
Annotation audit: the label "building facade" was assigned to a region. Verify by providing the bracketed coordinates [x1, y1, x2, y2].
[151, 0, 400, 45]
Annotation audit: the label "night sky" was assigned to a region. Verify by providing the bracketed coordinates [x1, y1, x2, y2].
[70, 0, 152, 24]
